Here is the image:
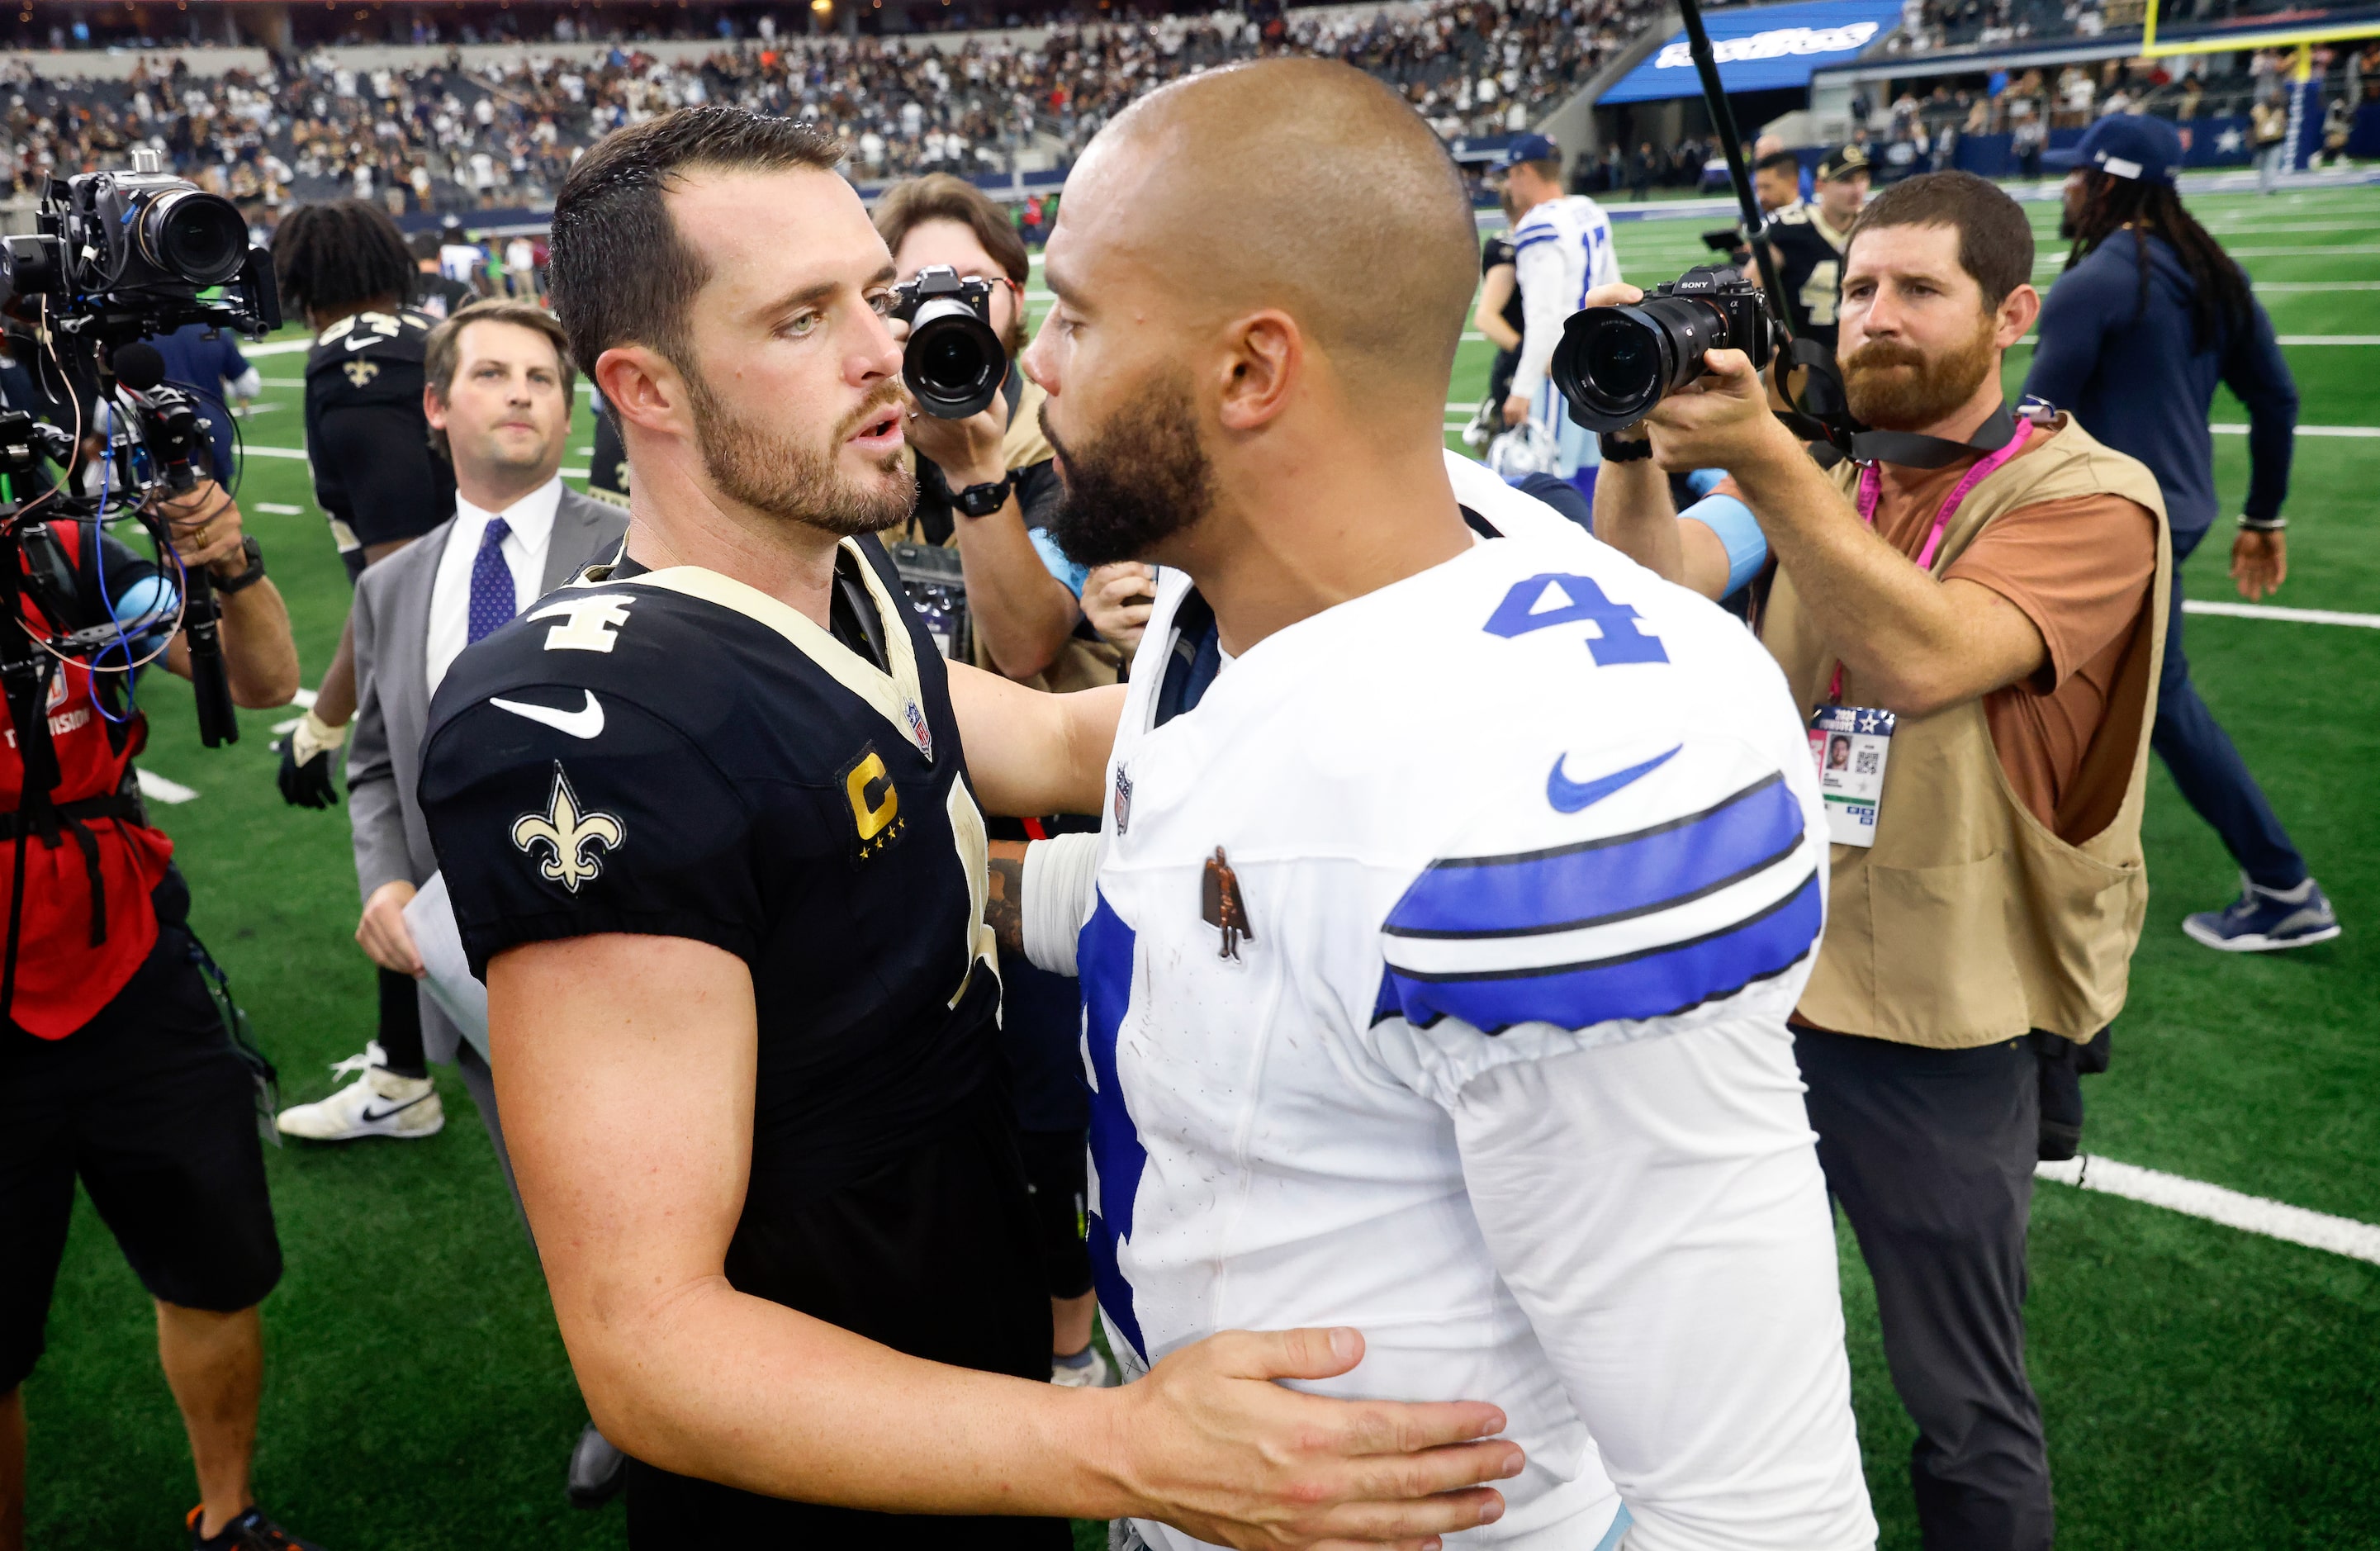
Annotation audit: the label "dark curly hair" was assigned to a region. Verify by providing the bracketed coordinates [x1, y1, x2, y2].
[2061, 173, 2254, 352]
[272, 199, 415, 320]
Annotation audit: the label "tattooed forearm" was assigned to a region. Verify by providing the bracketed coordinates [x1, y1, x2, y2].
[987, 841, 1027, 960]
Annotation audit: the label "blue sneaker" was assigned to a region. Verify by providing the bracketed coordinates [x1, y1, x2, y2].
[2183, 874, 2341, 952]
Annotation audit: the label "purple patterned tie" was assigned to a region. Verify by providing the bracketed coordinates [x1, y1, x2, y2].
[466, 516, 514, 646]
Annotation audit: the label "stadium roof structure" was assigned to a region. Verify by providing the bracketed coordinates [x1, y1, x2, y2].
[1596, 0, 1905, 105]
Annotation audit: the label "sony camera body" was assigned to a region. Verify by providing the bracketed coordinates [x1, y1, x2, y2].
[1550, 263, 1775, 434]
[2, 148, 278, 346]
[891, 264, 1006, 420]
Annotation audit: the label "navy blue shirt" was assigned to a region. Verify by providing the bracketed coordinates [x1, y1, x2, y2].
[2024, 230, 2296, 544]
[149, 323, 253, 483]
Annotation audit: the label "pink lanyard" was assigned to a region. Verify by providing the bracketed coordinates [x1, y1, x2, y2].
[1827, 418, 2035, 704]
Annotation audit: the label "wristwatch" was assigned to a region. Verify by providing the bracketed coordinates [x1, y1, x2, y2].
[208, 535, 268, 594]
[954, 472, 1016, 519]
[1599, 429, 1655, 463]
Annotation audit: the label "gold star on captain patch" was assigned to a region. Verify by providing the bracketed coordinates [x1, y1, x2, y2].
[343, 359, 380, 388]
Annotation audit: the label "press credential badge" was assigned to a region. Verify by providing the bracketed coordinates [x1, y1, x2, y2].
[1809, 704, 1895, 848]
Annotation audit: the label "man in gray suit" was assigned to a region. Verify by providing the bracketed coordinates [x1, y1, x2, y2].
[272, 300, 631, 1501]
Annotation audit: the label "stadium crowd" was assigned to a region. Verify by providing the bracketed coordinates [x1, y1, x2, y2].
[4, 0, 1668, 208]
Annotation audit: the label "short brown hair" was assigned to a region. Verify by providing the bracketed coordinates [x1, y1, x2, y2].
[871, 172, 1031, 288]
[548, 107, 844, 380]
[1847, 170, 2035, 310]
[423, 300, 575, 462]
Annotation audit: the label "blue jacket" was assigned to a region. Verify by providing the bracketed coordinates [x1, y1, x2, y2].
[2023, 230, 2296, 545]
[148, 323, 254, 483]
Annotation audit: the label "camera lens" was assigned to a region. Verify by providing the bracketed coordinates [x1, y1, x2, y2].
[140, 189, 249, 288]
[905, 297, 1004, 419]
[1578, 316, 1662, 411]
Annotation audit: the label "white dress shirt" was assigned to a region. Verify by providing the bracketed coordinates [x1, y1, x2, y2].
[425, 474, 563, 697]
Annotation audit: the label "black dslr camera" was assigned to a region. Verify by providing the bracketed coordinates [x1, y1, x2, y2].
[1, 148, 279, 346]
[891, 265, 1006, 420]
[1549, 263, 1775, 434]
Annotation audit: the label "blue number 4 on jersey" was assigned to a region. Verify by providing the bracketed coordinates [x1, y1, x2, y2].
[1483, 573, 1669, 666]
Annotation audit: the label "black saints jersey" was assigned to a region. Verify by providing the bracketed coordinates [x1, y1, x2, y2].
[419, 537, 1066, 1546]
[304, 309, 455, 577]
[1765, 202, 1851, 354]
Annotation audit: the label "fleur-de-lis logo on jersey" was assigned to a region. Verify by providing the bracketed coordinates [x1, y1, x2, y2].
[343, 359, 379, 388]
[511, 763, 623, 894]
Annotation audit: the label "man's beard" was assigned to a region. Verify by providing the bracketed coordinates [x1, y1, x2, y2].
[684, 366, 914, 537]
[1040, 370, 1215, 567]
[1841, 318, 1998, 432]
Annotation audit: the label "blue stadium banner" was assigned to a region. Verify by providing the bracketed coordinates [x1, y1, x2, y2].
[1598, 0, 1903, 105]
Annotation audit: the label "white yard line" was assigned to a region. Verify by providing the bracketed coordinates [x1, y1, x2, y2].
[2039, 1155, 2380, 1266]
[253, 502, 305, 515]
[2212, 422, 2380, 437]
[2183, 599, 2380, 628]
[240, 445, 311, 461]
[135, 768, 198, 804]
[2254, 281, 2380, 291]
[292, 686, 317, 709]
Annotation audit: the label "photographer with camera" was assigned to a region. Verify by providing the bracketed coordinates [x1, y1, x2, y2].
[0, 478, 318, 1551]
[2027, 115, 2335, 951]
[1, 149, 319, 1551]
[1590, 171, 2169, 1549]
[873, 174, 1111, 687]
[873, 173, 1116, 1389]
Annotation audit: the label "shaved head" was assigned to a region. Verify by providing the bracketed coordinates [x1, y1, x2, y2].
[1079, 57, 1479, 408]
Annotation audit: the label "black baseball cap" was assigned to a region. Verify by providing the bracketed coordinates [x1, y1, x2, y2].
[1817, 145, 1871, 183]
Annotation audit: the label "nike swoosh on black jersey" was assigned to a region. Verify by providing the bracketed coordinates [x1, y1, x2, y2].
[489, 690, 606, 740]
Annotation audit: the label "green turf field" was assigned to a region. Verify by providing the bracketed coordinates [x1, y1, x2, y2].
[23, 183, 2380, 1549]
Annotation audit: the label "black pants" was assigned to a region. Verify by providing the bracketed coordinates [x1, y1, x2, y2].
[1794, 1028, 2053, 1551]
[0, 922, 282, 1392]
[2152, 525, 2307, 890]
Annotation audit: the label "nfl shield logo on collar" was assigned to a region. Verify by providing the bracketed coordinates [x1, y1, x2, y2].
[904, 700, 934, 761]
[1112, 768, 1132, 835]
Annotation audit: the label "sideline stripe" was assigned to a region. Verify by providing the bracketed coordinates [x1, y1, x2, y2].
[2212, 423, 2380, 436]
[2039, 1155, 2380, 1266]
[2255, 281, 2380, 291]
[135, 768, 198, 804]
[2183, 599, 2380, 629]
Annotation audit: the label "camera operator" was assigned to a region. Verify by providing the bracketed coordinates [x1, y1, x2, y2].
[1, 482, 320, 1551]
[1595, 170, 2169, 1549]
[873, 173, 1110, 687]
[2026, 115, 2335, 951]
[267, 199, 458, 1113]
[1762, 144, 1869, 356]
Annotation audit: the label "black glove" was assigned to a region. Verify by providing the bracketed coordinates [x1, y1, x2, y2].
[276, 709, 343, 809]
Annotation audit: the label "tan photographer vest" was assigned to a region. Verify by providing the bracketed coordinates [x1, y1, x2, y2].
[1760, 414, 2172, 1046]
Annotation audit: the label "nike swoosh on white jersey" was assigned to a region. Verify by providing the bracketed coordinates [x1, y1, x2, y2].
[488, 691, 604, 739]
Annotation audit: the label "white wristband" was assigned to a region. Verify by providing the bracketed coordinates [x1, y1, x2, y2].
[1021, 831, 1101, 978]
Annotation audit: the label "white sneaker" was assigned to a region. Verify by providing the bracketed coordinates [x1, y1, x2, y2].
[274, 1042, 444, 1141]
[1051, 1345, 1116, 1388]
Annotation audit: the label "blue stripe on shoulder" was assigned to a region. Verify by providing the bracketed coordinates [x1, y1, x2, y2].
[1511, 230, 1561, 249]
[1383, 773, 1803, 941]
[1377, 869, 1822, 1034]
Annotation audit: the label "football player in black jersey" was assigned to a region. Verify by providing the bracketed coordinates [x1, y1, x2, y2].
[1762, 145, 1870, 356]
[269, 202, 460, 1113]
[419, 106, 1520, 1549]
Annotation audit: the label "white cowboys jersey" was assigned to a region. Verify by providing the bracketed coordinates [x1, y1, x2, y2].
[1510, 194, 1621, 404]
[1082, 498, 1874, 1549]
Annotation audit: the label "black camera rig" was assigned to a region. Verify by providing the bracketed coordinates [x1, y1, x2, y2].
[0, 149, 281, 1016]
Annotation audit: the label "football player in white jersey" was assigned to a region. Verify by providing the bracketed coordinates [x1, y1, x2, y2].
[993, 59, 1876, 1550]
[1496, 134, 1623, 501]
